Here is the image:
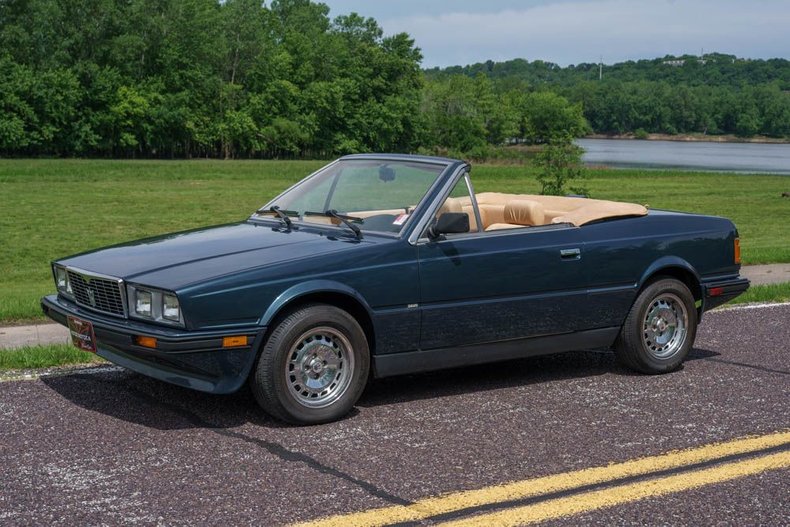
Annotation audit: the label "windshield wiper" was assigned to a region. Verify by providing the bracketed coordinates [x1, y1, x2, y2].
[256, 206, 298, 228]
[304, 210, 363, 239]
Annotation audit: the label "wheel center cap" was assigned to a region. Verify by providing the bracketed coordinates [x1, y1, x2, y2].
[651, 316, 668, 332]
[309, 359, 324, 374]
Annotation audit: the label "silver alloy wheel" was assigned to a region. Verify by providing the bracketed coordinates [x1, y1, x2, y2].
[642, 293, 688, 359]
[285, 326, 355, 409]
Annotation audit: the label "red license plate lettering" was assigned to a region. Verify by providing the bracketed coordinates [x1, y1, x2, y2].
[67, 316, 97, 353]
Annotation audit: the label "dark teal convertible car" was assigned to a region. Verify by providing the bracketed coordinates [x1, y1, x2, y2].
[42, 154, 749, 424]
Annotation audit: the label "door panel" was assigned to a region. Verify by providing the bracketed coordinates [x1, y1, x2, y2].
[417, 227, 588, 350]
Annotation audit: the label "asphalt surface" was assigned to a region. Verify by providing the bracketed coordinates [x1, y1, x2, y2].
[1, 304, 788, 526]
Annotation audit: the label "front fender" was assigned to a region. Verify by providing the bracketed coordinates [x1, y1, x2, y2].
[258, 279, 373, 327]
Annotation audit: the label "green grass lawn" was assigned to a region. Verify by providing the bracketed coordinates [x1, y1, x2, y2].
[729, 282, 790, 305]
[1, 159, 788, 322]
[0, 344, 105, 370]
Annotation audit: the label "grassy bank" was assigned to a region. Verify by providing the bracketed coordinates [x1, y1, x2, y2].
[0, 344, 105, 370]
[1, 159, 788, 322]
[729, 282, 790, 305]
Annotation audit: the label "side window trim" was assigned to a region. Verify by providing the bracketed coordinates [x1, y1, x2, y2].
[411, 167, 469, 244]
[414, 169, 482, 242]
[463, 173, 483, 233]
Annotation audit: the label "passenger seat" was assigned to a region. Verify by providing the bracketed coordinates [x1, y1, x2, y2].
[485, 200, 545, 231]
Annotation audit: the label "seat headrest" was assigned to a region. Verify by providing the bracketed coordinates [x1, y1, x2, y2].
[439, 197, 464, 215]
[504, 200, 544, 226]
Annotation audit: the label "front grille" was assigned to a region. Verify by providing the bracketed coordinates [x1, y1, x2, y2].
[67, 270, 126, 317]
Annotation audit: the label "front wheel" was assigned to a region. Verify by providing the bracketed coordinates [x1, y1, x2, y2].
[615, 278, 697, 374]
[250, 304, 370, 425]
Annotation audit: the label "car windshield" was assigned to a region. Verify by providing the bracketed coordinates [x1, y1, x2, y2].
[255, 159, 447, 234]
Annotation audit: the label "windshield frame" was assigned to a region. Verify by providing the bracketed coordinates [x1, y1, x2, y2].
[250, 156, 457, 239]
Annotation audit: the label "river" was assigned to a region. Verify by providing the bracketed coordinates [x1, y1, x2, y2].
[577, 138, 790, 174]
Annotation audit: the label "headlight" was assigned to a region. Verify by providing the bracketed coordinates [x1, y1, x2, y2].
[53, 265, 73, 297]
[162, 293, 180, 321]
[135, 290, 153, 317]
[127, 284, 184, 326]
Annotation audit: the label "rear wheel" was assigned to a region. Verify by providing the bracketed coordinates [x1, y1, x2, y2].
[250, 304, 370, 425]
[615, 278, 697, 374]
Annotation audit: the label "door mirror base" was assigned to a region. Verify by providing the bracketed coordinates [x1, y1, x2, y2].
[428, 212, 470, 239]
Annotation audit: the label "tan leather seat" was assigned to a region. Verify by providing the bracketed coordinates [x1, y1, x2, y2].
[479, 204, 505, 227]
[506, 200, 544, 225]
[486, 200, 544, 231]
[440, 192, 647, 232]
[437, 197, 477, 231]
[476, 192, 647, 227]
[438, 197, 463, 215]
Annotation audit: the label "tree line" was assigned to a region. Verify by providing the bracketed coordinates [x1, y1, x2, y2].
[1, 0, 426, 157]
[1, 0, 788, 159]
[428, 54, 790, 139]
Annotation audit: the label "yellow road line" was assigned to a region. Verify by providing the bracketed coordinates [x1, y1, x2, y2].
[440, 450, 790, 526]
[291, 430, 790, 527]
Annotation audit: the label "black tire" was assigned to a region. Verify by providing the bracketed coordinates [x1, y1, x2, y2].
[614, 278, 697, 374]
[250, 304, 370, 425]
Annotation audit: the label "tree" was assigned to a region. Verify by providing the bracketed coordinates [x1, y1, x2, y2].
[421, 75, 489, 152]
[534, 136, 587, 196]
[2, 0, 789, 158]
[516, 91, 588, 143]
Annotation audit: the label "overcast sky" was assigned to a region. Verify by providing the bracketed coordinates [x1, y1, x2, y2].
[320, 0, 790, 68]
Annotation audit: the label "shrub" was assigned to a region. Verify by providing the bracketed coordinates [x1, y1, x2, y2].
[534, 137, 587, 196]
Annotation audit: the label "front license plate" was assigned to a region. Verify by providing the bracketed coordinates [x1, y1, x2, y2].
[67, 316, 97, 353]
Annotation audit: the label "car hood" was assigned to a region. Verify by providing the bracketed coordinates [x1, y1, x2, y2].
[58, 221, 368, 290]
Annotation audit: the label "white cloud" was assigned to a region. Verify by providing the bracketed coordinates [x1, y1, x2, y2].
[376, 0, 790, 67]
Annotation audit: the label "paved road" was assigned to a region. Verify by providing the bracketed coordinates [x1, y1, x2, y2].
[1, 304, 788, 526]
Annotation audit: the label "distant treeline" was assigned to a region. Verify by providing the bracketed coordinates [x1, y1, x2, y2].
[1, 0, 789, 159]
[427, 54, 790, 139]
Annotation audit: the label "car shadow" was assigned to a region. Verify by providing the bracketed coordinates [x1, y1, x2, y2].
[687, 347, 721, 360]
[360, 348, 618, 407]
[359, 346, 718, 406]
[42, 369, 281, 430]
[41, 347, 722, 430]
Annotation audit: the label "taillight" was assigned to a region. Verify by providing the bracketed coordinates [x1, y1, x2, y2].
[734, 238, 741, 264]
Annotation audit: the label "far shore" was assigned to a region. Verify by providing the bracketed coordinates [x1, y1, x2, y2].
[584, 133, 790, 144]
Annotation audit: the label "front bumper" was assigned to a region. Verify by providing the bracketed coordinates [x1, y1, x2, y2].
[41, 295, 266, 394]
[702, 276, 750, 312]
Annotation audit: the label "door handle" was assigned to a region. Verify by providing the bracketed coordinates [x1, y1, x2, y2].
[560, 248, 581, 260]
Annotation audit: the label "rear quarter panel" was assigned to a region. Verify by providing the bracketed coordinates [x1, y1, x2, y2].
[581, 210, 738, 327]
